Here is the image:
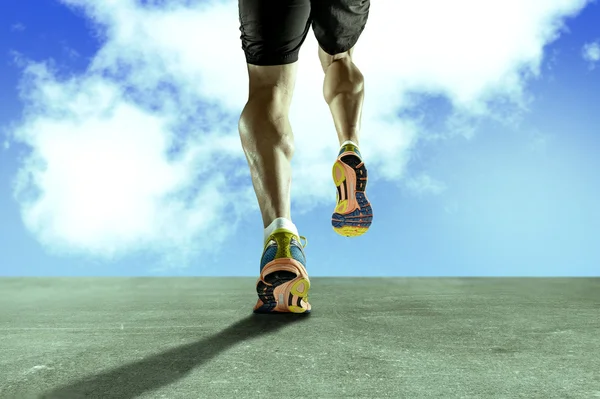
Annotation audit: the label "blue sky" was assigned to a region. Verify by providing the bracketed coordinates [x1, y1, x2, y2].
[0, 0, 599, 277]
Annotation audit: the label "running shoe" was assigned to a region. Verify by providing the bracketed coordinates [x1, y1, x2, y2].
[331, 143, 373, 237]
[253, 229, 311, 314]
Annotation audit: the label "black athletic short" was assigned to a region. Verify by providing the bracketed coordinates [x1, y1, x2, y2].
[238, 0, 370, 66]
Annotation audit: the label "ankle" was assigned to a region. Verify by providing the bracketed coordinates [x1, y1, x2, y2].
[264, 217, 298, 244]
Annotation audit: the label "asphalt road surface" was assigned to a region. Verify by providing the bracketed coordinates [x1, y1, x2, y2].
[0, 277, 598, 398]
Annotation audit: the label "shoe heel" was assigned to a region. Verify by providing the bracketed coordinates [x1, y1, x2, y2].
[286, 277, 310, 313]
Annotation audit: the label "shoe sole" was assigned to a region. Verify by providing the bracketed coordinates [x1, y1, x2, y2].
[331, 153, 373, 237]
[254, 261, 311, 314]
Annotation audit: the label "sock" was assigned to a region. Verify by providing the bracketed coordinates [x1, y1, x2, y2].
[264, 217, 299, 244]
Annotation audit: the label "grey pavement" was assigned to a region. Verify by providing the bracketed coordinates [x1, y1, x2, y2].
[0, 277, 598, 398]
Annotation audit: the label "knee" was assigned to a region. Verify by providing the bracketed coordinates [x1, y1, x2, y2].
[323, 57, 364, 104]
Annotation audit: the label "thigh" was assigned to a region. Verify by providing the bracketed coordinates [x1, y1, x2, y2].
[311, 0, 370, 56]
[238, 0, 312, 66]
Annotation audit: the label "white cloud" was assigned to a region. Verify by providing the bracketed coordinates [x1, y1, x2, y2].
[8, 0, 591, 268]
[405, 174, 447, 196]
[11, 23, 26, 32]
[582, 40, 600, 69]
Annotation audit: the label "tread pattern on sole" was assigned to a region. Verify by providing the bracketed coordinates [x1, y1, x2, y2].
[332, 154, 373, 237]
[254, 272, 311, 314]
[340, 154, 367, 191]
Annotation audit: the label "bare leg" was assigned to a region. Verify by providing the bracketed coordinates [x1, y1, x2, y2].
[319, 46, 365, 147]
[238, 63, 298, 229]
[321, 46, 372, 238]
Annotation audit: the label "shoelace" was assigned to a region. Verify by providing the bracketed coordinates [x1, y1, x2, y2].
[299, 235, 308, 248]
[265, 233, 307, 248]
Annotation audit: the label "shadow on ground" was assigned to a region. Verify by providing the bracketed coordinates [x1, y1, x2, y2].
[40, 313, 309, 399]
